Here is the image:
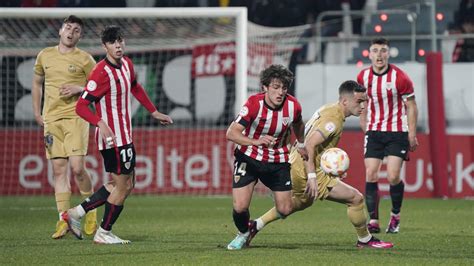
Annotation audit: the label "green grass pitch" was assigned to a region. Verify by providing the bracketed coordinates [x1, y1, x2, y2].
[1, 196, 473, 265]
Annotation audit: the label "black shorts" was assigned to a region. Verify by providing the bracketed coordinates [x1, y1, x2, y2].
[232, 150, 292, 191]
[364, 131, 409, 160]
[100, 143, 136, 175]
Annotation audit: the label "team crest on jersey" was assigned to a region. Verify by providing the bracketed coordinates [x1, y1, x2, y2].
[239, 106, 249, 117]
[87, 80, 97, 91]
[44, 133, 53, 149]
[325, 122, 336, 133]
[282, 117, 291, 126]
[68, 64, 77, 73]
[124, 162, 131, 169]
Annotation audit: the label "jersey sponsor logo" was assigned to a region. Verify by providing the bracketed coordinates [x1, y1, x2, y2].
[239, 106, 249, 117]
[285, 180, 291, 186]
[87, 80, 97, 91]
[282, 117, 290, 126]
[325, 122, 336, 133]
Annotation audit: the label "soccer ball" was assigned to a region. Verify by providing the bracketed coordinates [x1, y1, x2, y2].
[320, 147, 350, 176]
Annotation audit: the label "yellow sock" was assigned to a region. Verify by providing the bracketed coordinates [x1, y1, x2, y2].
[260, 207, 280, 226]
[80, 190, 93, 201]
[55, 192, 71, 215]
[347, 201, 370, 239]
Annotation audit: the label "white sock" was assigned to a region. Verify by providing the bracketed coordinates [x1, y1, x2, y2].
[358, 234, 372, 243]
[255, 218, 265, 231]
[391, 212, 400, 218]
[58, 213, 64, 221]
[75, 205, 86, 218]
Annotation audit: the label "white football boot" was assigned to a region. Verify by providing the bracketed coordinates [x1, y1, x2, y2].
[93, 227, 131, 244]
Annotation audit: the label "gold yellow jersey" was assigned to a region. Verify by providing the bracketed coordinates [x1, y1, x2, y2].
[289, 102, 345, 178]
[34, 46, 95, 123]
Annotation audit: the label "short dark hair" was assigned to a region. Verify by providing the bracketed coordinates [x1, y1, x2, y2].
[370, 37, 390, 48]
[260, 64, 294, 90]
[63, 15, 83, 28]
[101, 25, 123, 44]
[339, 80, 366, 95]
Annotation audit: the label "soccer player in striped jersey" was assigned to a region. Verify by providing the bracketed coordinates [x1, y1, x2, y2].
[226, 64, 308, 250]
[247, 81, 393, 249]
[32, 15, 97, 239]
[63, 25, 173, 244]
[357, 38, 419, 234]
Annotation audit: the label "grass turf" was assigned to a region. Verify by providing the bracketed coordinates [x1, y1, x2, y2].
[0, 196, 473, 265]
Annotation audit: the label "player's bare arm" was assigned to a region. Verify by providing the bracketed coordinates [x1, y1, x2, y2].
[405, 96, 419, 151]
[226, 122, 275, 147]
[303, 129, 325, 198]
[59, 84, 84, 97]
[292, 119, 308, 161]
[151, 111, 173, 125]
[32, 73, 45, 127]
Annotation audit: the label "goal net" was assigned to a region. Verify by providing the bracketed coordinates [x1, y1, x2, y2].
[0, 7, 310, 195]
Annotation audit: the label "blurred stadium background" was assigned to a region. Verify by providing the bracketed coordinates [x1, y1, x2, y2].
[0, 0, 472, 199]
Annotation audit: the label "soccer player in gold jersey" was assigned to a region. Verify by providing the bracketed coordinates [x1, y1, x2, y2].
[246, 80, 393, 248]
[32, 15, 97, 239]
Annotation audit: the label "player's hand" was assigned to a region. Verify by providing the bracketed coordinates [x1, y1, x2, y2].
[152, 111, 173, 125]
[97, 120, 116, 147]
[254, 135, 276, 147]
[304, 177, 318, 199]
[408, 134, 418, 152]
[34, 114, 44, 127]
[59, 84, 83, 98]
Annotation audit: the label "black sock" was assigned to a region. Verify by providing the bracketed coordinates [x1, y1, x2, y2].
[100, 201, 124, 231]
[390, 180, 405, 215]
[232, 209, 250, 234]
[81, 186, 110, 212]
[365, 182, 379, 220]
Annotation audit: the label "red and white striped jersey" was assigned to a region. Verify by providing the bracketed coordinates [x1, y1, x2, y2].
[234, 92, 302, 163]
[82, 57, 136, 150]
[357, 64, 414, 132]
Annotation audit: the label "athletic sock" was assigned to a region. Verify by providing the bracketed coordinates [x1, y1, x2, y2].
[100, 201, 124, 231]
[80, 186, 110, 212]
[347, 201, 371, 241]
[55, 192, 71, 216]
[390, 180, 405, 215]
[365, 182, 379, 220]
[232, 209, 250, 234]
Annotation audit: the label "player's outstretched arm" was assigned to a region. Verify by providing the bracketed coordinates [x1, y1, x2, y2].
[151, 111, 173, 125]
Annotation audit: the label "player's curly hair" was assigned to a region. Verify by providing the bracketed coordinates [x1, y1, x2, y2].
[259, 64, 294, 90]
[101, 25, 123, 44]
